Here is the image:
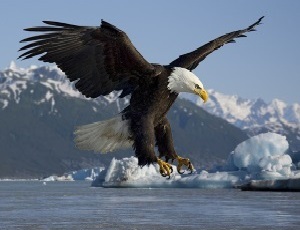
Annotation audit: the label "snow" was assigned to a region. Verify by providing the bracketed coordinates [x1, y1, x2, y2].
[48, 65, 64, 76]
[2, 62, 84, 106]
[0, 99, 8, 109]
[43, 175, 74, 182]
[270, 99, 286, 117]
[93, 133, 300, 188]
[45, 91, 53, 101]
[104, 91, 122, 105]
[46, 79, 82, 99]
[181, 89, 300, 134]
[181, 90, 252, 121]
[40, 81, 54, 90]
[7, 80, 27, 104]
[58, 80, 82, 98]
[9, 61, 17, 71]
[7, 61, 37, 76]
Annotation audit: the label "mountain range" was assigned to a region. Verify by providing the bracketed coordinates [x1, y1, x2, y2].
[182, 89, 300, 151]
[0, 62, 299, 178]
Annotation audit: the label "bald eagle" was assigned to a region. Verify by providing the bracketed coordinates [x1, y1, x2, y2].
[19, 17, 263, 178]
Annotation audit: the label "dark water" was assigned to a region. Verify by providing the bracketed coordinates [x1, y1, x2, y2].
[0, 181, 299, 230]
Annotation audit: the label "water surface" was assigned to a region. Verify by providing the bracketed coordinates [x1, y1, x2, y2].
[0, 181, 299, 229]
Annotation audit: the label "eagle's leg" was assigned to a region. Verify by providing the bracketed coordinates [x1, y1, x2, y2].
[131, 115, 158, 166]
[131, 115, 173, 178]
[155, 117, 195, 175]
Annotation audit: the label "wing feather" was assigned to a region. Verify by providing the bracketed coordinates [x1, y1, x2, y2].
[19, 20, 159, 98]
[169, 16, 264, 70]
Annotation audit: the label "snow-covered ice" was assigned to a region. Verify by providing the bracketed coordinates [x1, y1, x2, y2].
[95, 157, 245, 188]
[93, 133, 300, 188]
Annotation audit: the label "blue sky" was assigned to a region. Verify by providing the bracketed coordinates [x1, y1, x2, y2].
[1, 0, 300, 104]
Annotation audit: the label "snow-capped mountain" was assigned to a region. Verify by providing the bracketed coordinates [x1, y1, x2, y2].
[182, 89, 300, 150]
[182, 90, 300, 130]
[0, 61, 129, 112]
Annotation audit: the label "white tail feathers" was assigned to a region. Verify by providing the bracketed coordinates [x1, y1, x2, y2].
[74, 116, 132, 153]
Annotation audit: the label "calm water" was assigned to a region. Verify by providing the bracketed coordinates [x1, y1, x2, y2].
[0, 181, 299, 230]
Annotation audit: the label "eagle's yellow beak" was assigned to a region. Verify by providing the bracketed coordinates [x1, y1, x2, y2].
[194, 88, 208, 103]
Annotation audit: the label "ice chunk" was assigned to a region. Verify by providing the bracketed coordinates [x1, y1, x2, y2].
[103, 157, 177, 188]
[229, 133, 293, 179]
[97, 157, 241, 188]
[71, 167, 105, 181]
[232, 133, 289, 170]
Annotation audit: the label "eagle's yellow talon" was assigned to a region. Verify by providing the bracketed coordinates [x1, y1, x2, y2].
[157, 158, 173, 179]
[176, 156, 195, 174]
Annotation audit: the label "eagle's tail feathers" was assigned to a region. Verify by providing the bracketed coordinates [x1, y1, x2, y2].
[74, 116, 132, 153]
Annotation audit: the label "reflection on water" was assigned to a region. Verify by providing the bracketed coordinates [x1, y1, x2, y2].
[0, 181, 299, 229]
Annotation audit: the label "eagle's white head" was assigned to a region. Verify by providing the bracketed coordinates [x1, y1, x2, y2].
[167, 67, 208, 103]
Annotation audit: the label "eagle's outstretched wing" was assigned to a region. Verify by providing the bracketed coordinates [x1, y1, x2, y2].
[169, 16, 264, 71]
[19, 20, 160, 98]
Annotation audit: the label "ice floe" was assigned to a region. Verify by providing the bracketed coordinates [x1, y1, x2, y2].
[92, 133, 300, 189]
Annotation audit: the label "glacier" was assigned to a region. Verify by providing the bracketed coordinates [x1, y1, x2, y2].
[92, 133, 300, 189]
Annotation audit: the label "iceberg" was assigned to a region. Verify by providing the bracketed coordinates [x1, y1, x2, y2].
[92, 133, 300, 189]
[71, 167, 105, 181]
[229, 132, 293, 179]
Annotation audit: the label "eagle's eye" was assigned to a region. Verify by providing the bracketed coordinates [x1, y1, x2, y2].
[195, 84, 202, 90]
